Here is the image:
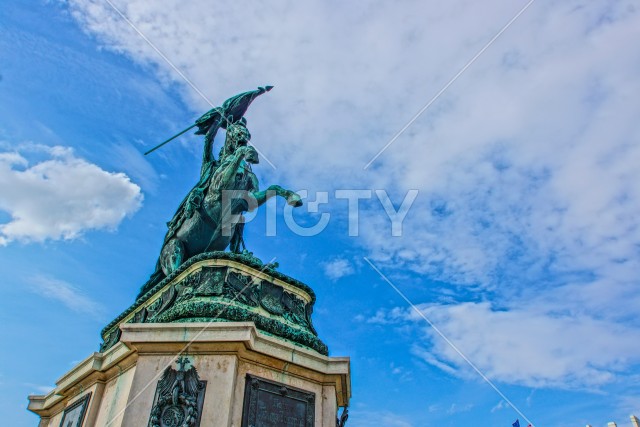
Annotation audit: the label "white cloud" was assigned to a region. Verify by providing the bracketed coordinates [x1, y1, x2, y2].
[28, 275, 106, 320]
[407, 302, 640, 388]
[0, 144, 142, 244]
[323, 258, 354, 281]
[366, 307, 407, 325]
[359, 6, 640, 302]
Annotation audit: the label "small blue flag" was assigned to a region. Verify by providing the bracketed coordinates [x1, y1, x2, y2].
[513, 419, 521, 427]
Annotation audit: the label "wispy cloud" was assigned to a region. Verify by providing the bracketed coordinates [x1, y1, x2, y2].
[492, 400, 509, 413]
[392, 301, 640, 389]
[447, 402, 474, 414]
[28, 275, 106, 320]
[389, 362, 413, 382]
[322, 258, 355, 281]
[365, 307, 407, 325]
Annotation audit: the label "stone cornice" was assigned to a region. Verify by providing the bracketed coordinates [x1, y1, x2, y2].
[28, 322, 351, 417]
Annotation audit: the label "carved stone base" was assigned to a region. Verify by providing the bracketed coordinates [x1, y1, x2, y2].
[27, 323, 350, 427]
[100, 253, 328, 355]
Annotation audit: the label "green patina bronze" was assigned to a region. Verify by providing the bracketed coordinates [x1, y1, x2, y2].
[101, 252, 328, 355]
[101, 88, 329, 355]
[139, 86, 302, 298]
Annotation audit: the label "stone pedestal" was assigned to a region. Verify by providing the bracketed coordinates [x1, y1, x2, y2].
[28, 323, 350, 426]
[28, 254, 350, 426]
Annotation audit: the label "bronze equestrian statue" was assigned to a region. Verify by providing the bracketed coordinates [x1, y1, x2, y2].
[139, 87, 302, 298]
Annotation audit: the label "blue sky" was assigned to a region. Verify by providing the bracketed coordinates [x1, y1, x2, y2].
[1, 0, 640, 426]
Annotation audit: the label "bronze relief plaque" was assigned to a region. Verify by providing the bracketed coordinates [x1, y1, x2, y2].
[59, 393, 91, 427]
[241, 374, 315, 427]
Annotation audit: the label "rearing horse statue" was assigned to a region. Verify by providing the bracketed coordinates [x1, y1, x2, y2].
[139, 88, 301, 298]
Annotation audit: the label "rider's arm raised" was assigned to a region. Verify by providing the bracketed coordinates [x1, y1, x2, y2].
[201, 118, 222, 177]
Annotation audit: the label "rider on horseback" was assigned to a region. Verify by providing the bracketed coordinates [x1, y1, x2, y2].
[138, 88, 301, 299]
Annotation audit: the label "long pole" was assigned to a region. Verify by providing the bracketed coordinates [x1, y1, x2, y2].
[144, 124, 197, 155]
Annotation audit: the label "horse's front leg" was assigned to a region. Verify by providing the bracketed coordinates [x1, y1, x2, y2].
[252, 185, 303, 208]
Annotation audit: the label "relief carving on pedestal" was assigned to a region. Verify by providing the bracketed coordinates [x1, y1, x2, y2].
[104, 259, 328, 355]
[148, 357, 206, 427]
